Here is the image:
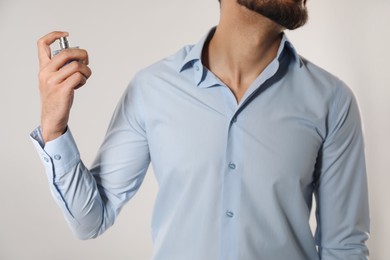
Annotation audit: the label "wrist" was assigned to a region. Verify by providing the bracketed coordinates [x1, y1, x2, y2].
[41, 126, 67, 144]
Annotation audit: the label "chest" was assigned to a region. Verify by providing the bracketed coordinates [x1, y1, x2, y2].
[143, 80, 326, 190]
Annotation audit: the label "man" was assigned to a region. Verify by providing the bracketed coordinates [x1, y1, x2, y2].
[31, 0, 370, 259]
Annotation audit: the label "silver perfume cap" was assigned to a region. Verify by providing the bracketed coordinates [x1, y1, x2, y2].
[59, 37, 69, 49]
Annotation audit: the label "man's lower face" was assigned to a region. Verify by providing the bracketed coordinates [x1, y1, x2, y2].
[237, 0, 308, 30]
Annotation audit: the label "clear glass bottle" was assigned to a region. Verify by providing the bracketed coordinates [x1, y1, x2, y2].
[52, 36, 79, 57]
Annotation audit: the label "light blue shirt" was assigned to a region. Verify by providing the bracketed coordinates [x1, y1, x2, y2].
[31, 28, 370, 260]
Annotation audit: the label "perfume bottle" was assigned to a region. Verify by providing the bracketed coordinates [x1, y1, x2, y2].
[52, 36, 79, 57]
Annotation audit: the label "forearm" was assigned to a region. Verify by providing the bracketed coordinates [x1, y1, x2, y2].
[30, 127, 111, 239]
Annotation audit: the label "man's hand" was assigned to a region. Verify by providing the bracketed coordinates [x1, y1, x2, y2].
[37, 31, 92, 144]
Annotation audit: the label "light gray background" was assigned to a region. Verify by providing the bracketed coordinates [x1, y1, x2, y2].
[0, 0, 388, 259]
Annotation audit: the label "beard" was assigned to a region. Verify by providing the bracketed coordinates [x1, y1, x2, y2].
[237, 0, 308, 30]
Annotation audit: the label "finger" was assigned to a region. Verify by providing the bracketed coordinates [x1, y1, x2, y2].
[60, 61, 92, 81]
[61, 72, 88, 91]
[37, 31, 69, 68]
[75, 77, 87, 90]
[48, 48, 89, 72]
[48, 61, 92, 85]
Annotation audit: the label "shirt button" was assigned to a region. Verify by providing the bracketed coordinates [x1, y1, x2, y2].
[232, 117, 237, 123]
[195, 65, 200, 71]
[54, 154, 62, 160]
[226, 211, 234, 218]
[228, 163, 236, 170]
[43, 157, 50, 163]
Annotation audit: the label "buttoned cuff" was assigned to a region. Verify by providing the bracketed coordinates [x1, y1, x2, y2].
[30, 127, 80, 175]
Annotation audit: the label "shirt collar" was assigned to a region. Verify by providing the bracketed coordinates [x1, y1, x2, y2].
[178, 27, 216, 87]
[281, 35, 302, 67]
[178, 27, 302, 86]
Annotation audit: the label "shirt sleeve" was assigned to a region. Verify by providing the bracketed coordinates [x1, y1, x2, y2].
[30, 79, 150, 239]
[314, 83, 370, 259]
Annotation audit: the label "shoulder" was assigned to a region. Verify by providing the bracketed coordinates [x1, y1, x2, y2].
[297, 55, 355, 103]
[132, 44, 194, 86]
[299, 57, 361, 133]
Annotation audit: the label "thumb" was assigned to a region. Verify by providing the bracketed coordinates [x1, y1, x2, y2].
[37, 31, 69, 69]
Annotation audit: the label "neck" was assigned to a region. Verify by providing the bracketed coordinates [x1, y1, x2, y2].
[203, 1, 283, 102]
